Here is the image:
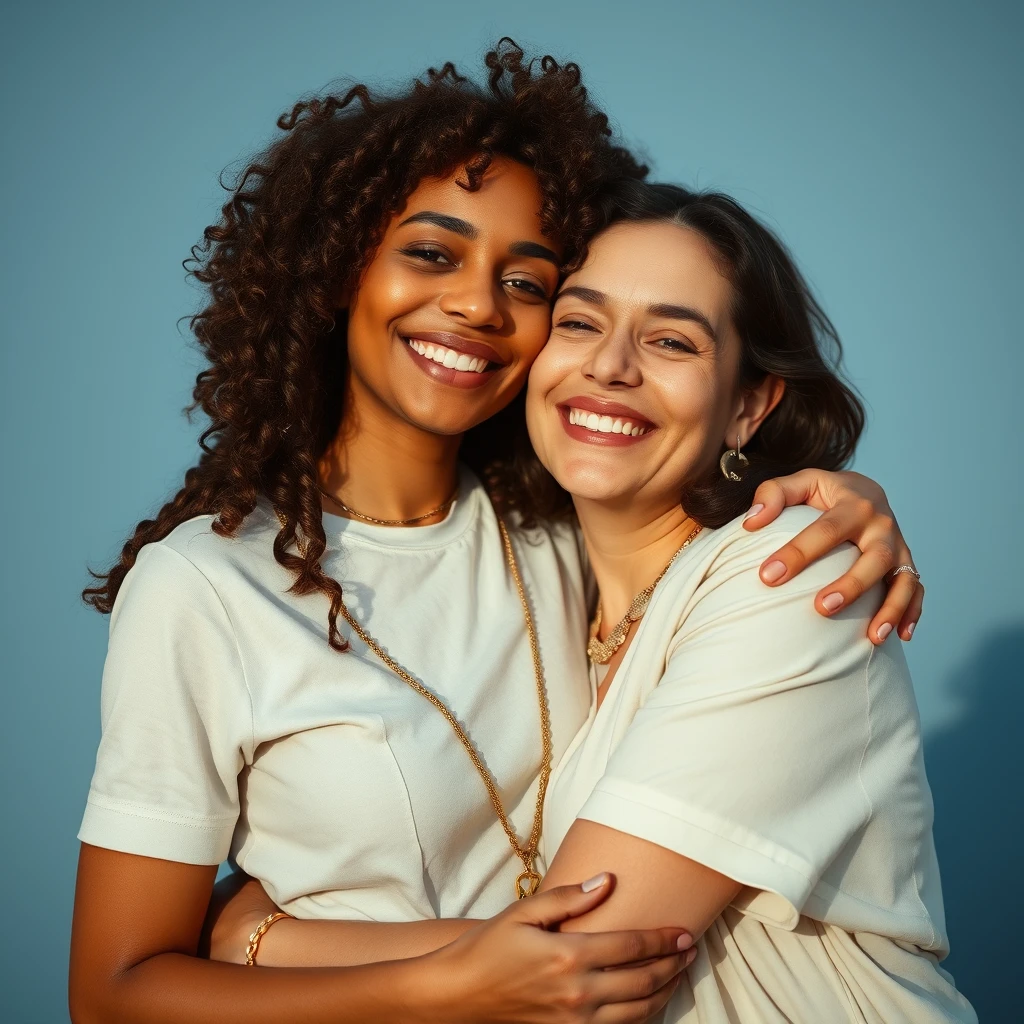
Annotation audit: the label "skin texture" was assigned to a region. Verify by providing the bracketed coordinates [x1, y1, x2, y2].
[75, 161, 920, 1019]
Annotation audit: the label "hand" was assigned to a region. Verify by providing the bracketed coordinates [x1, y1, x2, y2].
[200, 871, 280, 965]
[418, 874, 695, 1024]
[744, 469, 923, 645]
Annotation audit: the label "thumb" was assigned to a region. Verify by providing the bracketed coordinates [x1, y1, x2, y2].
[508, 873, 614, 929]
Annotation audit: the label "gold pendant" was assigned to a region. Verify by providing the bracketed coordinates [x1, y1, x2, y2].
[516, 869, 541, 899]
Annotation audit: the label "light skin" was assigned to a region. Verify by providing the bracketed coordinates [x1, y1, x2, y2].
[205, 169, 921, 974]
[73, 160, 919, 1021]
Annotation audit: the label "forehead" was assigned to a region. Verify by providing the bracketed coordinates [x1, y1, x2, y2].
[391, 157, 554, 243]
[568, 220, 732, 315]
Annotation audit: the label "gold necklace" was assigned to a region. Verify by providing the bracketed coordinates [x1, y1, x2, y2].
[337, 517, 551, 900]
[587, 522, 703, 665]
[319, 486, 459, 526]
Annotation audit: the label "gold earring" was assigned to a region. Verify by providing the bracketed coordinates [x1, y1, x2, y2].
[719, 434, 749, 482]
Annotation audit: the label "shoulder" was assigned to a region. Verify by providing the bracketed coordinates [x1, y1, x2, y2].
[113, 507, 281, 622]
[681, 506, 856, 595]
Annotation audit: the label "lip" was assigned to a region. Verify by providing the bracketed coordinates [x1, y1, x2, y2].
[402, 332, 507, 366]
[557, 403, 655, 447]
[402, 335, 502, 390]
[558, 395, 655, 429]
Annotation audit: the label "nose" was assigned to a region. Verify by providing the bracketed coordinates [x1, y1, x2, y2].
[438, 267, 504, 330]
[581, 328, 642, 388]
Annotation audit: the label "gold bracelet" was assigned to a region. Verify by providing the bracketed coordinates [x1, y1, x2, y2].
[244, 911, 291, 967]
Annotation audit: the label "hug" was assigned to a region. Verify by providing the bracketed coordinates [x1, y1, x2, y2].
[70, 40, 974, 1024]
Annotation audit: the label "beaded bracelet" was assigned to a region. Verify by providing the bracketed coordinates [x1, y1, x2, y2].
[244, 911, 291, 967]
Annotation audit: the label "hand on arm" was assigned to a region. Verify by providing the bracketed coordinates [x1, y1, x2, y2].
[744, 468, 923, 643]
[540, 822, 741, 941]
[71, 844, 692, 1024]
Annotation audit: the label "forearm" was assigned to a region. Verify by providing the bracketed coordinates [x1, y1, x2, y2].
[255, 916, 480, 967]
[72, 951, 438, 1024]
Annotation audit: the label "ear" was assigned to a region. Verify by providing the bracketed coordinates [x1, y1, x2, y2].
[726, 375, 785, 450]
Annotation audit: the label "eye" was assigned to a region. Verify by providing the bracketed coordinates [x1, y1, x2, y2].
[402, 246, 454, 266]
[652, 336, 696, 354]
[504, 277, 549, 300]
[556, 318, 598, 332]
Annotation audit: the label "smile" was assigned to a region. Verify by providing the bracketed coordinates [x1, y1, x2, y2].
[565, 407, 649, 436]
[557, 400, 655, 447]
[408, 338, 491, 374]
[401, 332, 505, 390]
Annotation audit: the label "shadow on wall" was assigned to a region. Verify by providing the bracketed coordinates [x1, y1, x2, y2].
[925, 623, 1024, 1022]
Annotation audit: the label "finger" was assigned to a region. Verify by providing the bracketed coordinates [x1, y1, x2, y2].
[759, 505, 859, 586]
[897, 583, 925, 640]
[574, 927, 694, 970]
[511, 874, 613, 928]
[867, 572, 921, 644]
[594, 954, 694, 1023]
[742, 477, 790, 531]
[812, 542, 895, 618]
[589, 949, 690, 1010]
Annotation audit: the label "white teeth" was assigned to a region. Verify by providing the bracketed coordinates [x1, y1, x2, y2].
[407, 338, 490, 373]
[566, 407, 648, 436]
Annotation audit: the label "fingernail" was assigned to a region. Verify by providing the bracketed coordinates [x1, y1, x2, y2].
[744, 503, 765, 520]
[876, 622, 892, 641]
[684, 947, 698, 966]
[906, 622, 916, 638]
[581, 873, 608, 892]
[761, 560, 787, 583]
[822, 593, 844, 613]
[676, 932, 693, 950]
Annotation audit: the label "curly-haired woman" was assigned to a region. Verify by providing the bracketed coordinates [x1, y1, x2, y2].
[70, 43, 924, 1024]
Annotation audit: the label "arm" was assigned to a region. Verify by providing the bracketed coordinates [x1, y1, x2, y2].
[539, 521, 878, 939]
[204, 872, 478, 967]
[71, 844, 693, 1024]
[746, 469, 923, 644]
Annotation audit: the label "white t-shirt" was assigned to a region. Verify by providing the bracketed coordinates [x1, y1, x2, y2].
[79, 467, 592, 921]
[544, 507, 975, 1024]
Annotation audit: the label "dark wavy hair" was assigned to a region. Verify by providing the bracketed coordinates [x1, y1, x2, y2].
[83, 40, 646, 649]
[497, 179, 866, 528]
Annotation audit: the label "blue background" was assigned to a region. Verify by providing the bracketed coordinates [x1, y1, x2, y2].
[2, 1, 1020, 1019]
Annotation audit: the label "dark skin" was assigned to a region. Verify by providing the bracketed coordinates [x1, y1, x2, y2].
[72, 159, 921, 1022]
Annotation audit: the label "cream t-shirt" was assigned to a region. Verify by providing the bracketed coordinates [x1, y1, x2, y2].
[79, 467, 592, 921]
[544, 507, 976, 1024]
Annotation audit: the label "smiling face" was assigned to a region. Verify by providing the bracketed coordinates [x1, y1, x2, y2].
[526, 219, 780, 515]
[343, 157, 562, 438]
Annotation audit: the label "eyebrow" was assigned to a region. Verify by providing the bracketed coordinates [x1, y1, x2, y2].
[557, 287, 718, 343]
[399, 212, 560, 265]
[399, 211, 477, 238]
[508, 240, 560, 265]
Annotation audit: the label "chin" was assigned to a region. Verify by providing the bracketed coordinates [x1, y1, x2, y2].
[548, 460, 636, 504]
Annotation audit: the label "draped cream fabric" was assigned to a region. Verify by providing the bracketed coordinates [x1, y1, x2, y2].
[545, 507, 976, 1024]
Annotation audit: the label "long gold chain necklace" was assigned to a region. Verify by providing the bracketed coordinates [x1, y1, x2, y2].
[319, 487, 459, 527]
[337, 517, 551, 900]
[588, 521, 703, 665]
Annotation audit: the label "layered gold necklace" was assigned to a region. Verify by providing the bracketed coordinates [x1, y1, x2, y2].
[588, 521, 703, 665]
[336, 515, 551, 900]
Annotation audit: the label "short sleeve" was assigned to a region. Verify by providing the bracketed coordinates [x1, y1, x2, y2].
[78, 541, 254, 864]
[577, 518, 877, 927]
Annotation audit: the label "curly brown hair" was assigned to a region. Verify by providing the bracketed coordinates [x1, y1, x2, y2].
[83, 39, 646, 650]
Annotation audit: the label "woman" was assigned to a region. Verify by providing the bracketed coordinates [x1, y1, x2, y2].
[524, 181, 974, 1022]
[70, 43, 922, 1024]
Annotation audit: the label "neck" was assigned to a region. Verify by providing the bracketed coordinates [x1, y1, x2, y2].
[575, 495, 697, 630]
[318, 373, 461, 524]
